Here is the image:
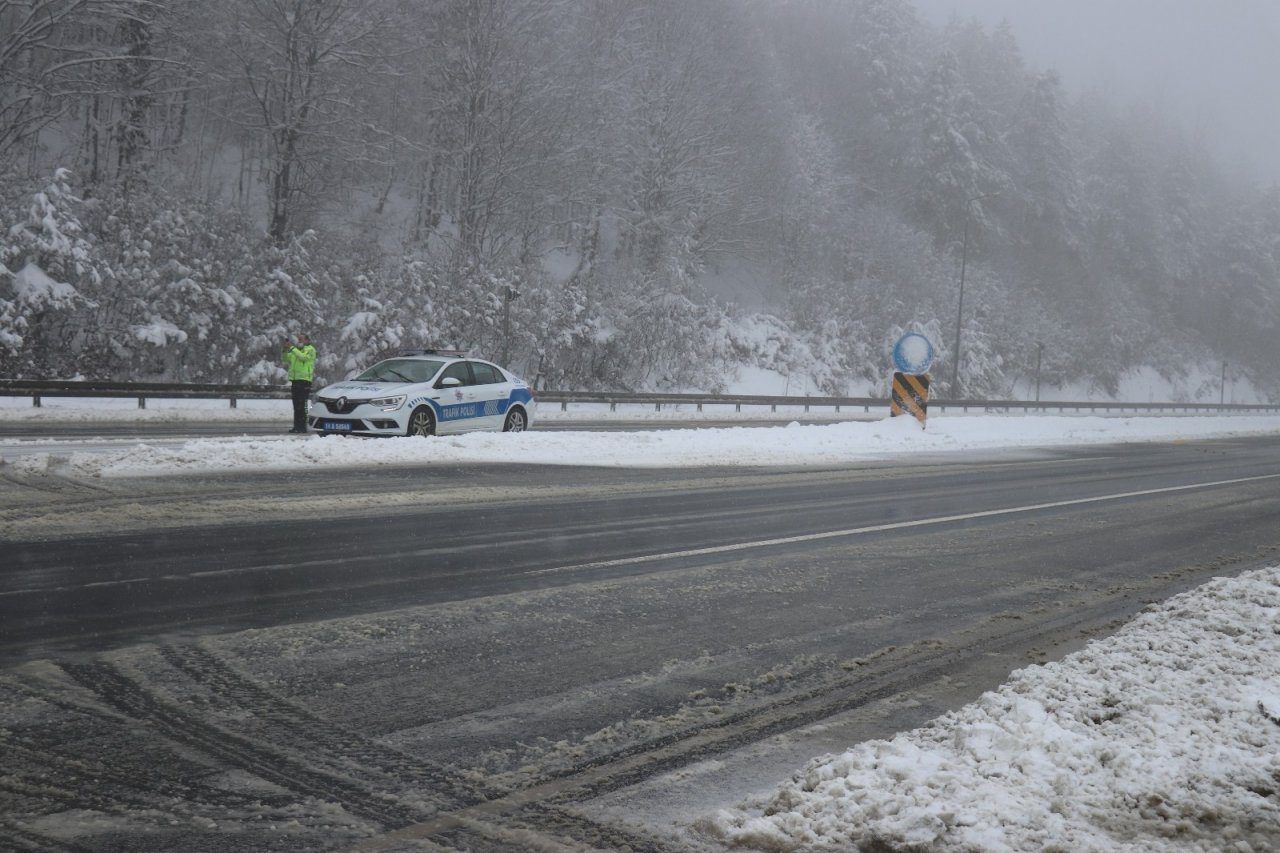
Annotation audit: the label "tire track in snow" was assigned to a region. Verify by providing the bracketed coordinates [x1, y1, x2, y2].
[354, 581, 1156, 851]
[61, 658, 426, 831]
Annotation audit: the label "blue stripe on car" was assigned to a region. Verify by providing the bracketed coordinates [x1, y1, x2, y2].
[495, 387, 532, 414]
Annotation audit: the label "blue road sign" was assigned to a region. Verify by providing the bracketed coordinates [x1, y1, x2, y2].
[893, 333, 935, 374]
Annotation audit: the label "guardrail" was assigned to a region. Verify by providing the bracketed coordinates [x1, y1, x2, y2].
[1, 379, 1277, 415]
[534, 389, 1280, 415]
[0, 379, 288, 409]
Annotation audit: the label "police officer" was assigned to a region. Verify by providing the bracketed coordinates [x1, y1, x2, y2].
[281, 333, 317, 433]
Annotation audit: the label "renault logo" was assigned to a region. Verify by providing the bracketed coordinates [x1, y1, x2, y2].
[336, 396, 347, 411]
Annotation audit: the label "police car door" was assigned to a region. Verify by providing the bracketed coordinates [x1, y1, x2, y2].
[467, 360, 508, 430]
[434, 361, 479, 433]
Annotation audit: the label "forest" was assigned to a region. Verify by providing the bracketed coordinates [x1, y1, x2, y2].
[1, 0, 1277, 399]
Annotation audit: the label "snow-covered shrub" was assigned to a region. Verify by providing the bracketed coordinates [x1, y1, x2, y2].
[0, 169, 103, 377]
[336, 261, 440, 376]
[87, 190, 257, 381]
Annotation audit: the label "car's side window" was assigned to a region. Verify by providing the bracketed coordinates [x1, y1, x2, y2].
[470, 362, 501, 384]
[438, 362, 473, 386]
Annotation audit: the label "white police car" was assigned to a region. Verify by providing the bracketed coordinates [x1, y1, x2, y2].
[310, 350, 535, 436]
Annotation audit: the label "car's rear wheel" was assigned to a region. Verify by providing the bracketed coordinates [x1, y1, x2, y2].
[407, 406, 436, 437]
[502, 407, 527, 432]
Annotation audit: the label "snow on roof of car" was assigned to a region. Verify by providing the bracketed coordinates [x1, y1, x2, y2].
[397, 348, 468, 358]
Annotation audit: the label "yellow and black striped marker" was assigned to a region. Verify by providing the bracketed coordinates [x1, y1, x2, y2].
[890, 372, 930, 427]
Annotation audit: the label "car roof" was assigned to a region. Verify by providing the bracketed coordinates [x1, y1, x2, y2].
[395, 348, 469, 359]
[386, 351, 509, 371]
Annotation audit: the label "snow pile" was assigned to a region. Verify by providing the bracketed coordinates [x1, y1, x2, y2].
[7, 413, 1280, 479]
[704, 566, 1280, 852]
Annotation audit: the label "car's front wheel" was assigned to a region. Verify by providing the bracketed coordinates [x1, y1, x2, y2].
[502, 407, 527, 432]
[406, 406, 436, 437]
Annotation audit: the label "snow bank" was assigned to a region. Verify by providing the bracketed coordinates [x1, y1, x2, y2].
[6, 412, 1280, 479]
[703, 566, 1280, 852]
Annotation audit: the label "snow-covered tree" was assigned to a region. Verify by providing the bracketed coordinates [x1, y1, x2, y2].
[88, 190, 258, 381]
[0, 169, 104, 376]
[914, 49, 1006, 249]
[606, 0, 750, 277]
[0, 0, 1275, 398]
[336, 263, 438, 377]
[1009, 71, 1083, 285]
[238, 230, 342, 383]
[214, 0, 393, 243]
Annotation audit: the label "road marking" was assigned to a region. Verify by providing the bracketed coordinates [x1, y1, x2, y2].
[524, 471, 1280, 576]
[5, 470, 1278, 598]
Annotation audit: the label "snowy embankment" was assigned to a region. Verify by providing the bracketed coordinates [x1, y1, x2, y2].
[701, 565, 1280, 852]
[2, 396, 1280, 478]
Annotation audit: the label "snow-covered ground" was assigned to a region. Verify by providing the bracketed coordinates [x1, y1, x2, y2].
[4, 397, 1280, 850]
[701, 564, 1280, 851]
[3, 395, 1280, 479]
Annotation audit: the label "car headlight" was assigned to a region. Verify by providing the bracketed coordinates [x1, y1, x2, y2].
[369, 395, 406, 411]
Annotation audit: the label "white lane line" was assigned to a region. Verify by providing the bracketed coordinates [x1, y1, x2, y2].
[523, 472, 1280, 576]
[5, 471, 1278, 598]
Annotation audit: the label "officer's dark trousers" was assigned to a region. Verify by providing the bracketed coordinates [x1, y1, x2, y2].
[291, 379, 311, 431]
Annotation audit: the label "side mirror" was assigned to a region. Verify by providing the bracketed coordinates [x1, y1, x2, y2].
[437, 377, 462, 388]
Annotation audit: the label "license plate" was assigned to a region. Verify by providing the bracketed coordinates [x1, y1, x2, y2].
[322, 421, 352, 431]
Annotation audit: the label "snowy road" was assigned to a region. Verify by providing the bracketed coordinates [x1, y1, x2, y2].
[3, 434, 1280, 849]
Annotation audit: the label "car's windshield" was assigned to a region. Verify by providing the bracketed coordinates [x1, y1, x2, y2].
[354, 358, 443, 383]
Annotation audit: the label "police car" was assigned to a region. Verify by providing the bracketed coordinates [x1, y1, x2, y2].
[310, 350, 535, 436]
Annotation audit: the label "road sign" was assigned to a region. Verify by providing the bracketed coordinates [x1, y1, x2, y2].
[893, 333, 935, 374]
[890, 371, 930, 427]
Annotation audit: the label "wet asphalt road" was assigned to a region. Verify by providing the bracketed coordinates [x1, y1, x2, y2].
[3, 432, 1279, 850]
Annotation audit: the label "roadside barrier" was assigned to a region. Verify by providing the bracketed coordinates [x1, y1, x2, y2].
[1, 379, 1276, 416]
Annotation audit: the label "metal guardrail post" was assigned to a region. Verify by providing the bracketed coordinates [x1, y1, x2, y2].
[138, 397, 145, 409]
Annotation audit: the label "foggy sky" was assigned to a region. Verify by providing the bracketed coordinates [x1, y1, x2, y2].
[912, 0, 1280, 187]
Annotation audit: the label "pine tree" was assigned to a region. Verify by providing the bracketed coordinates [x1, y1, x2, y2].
[0, 169, 104, 377]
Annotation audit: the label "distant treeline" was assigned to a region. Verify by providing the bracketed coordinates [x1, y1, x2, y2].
[1, 0, 1276, 398]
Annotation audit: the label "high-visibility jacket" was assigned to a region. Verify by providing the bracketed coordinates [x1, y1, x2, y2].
[283, 343, 317, 382]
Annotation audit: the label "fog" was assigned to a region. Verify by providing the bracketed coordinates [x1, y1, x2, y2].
[5, 0, 1280, 403]
[914, 0, 1280, 186]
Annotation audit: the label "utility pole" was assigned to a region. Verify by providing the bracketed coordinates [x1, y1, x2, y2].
[500, 284, 520, 364]
[1035, 342, 1044, 406]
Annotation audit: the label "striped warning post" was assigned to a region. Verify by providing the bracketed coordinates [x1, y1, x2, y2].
[890, 372, 930, 427]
